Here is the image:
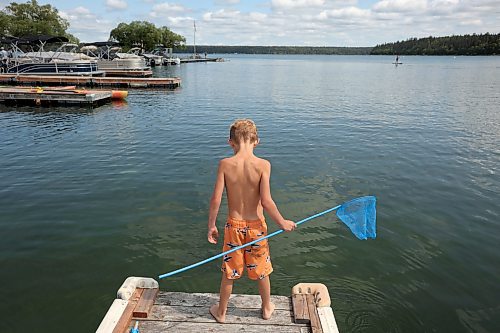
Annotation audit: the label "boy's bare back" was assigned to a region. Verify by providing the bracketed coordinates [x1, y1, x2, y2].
[220, 154, 268, 221]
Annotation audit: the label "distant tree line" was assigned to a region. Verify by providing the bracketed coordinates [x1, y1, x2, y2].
[371, 33, 500, 55]
[175, 45, 373, 55]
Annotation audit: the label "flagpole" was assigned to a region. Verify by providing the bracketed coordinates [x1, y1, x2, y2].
[193, 20, 196, 58]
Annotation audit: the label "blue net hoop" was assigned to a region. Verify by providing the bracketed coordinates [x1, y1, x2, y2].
[336, 196, 377, 240]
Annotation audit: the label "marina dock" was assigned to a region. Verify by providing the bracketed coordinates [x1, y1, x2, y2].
[96, 277, 339, 333]
[0, 74, 181, 89]
[0, 86, 127, 107]
[101, 69, 154, 78]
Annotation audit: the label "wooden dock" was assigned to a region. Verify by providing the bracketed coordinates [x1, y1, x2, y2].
[180, 57, 224, 63]
[0, 74, 181, 89]
[96, 277, 340, 333]
[0, 86, 124, 107]
[102, 69, 153, 78]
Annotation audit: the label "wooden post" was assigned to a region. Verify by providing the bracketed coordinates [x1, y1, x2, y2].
[292, 294, 310, 324]
[306, 294, 323, 333]
[133, 288, 159, 318]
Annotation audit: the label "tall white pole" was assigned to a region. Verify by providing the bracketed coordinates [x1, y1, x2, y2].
[193, 20, 196, 57]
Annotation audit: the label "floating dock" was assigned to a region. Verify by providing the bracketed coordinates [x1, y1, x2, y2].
[96, 277, 340, 333]
[102, 69, 153, 78]
[180, 57, 224, 63]
[0, 86, 127, 107]
[0, 74, 181, 89]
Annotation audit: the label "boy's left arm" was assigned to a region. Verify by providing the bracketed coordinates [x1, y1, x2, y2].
[208, 161, 225, 244]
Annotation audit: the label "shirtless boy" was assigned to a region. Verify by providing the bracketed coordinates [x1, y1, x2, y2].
[207, 119, 296, 323]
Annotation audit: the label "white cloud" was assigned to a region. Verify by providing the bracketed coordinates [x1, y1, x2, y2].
[458, 19, 482, 26]
[150, 2, 188, 17]
[164, 16, 195, 29]
[203, 9, 241, 21]
[61, 7, 116, 42]
[249, 12, 267, 21]
[372, 0, 426, 13]
[105, 0, 128, 10]
[215, 0, 240, 4]
[319, 6, 371, 20]
[271, 0, 325, 9]
[60, 6, 94, 20]
[154, 2, 186, 13]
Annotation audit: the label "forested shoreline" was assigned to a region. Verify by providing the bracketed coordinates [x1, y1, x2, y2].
[371, 33, 499, 55]
[174, 45, 373, 55]
[177, 33, 499, 56]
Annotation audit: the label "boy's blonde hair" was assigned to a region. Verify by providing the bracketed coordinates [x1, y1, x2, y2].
[229, 119, 258, 144]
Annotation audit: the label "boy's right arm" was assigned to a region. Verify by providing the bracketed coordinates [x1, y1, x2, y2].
[208, 160, 225, 244]
[259, 160, 296, 232]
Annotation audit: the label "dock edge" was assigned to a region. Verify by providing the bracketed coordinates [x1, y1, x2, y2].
[96, 277, 158, 333]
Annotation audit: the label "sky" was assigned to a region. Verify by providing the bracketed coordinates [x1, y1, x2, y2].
[1, 0, 499, 46]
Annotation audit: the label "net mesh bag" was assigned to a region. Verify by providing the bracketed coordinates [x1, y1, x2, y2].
[336, 196, 376, 240]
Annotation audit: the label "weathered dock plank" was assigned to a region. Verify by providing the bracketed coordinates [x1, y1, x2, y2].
[133, 288, 158, 318]
[136, 321, 311, 333]
[148, 304, 296, 325]
[292, 294, 310, 324]
[102, 69, 153, 77]
[0, 87, 113, 106]
[96, 300, 128, 333]
[155, 291, 291, 309]
[306, 294, 322, 333]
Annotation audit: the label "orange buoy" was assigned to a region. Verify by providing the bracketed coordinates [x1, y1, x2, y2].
[111, 90, 128, 100]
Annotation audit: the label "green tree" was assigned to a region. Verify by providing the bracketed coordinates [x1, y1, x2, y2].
[0, 12, 11, 36]
[159, 26, 185, 49]
[371, 33, 500, 56]
[110, 21, 185, 51]
[2, 0, 78, 42]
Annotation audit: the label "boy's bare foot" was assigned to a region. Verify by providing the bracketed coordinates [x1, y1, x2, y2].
[209, 304, 226, 323]
[262, 302, 275, 320]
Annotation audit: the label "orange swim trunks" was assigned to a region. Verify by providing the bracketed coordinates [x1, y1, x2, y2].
[221, 217, 273, 280]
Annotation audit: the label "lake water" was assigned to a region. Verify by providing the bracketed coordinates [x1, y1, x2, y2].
[1, 55, 499, 332]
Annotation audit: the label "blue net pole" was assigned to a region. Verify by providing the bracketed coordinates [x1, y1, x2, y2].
[158, 204, 341, 280]
[158, 196, 376, 280]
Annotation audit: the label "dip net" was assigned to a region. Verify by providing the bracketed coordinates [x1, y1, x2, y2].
[336, 196, 377, 240]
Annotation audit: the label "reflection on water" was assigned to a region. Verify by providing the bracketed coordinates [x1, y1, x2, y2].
[0, 55, 499, 333]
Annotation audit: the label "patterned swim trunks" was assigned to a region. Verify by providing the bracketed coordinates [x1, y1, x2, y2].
[221, 217, 273, 280]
